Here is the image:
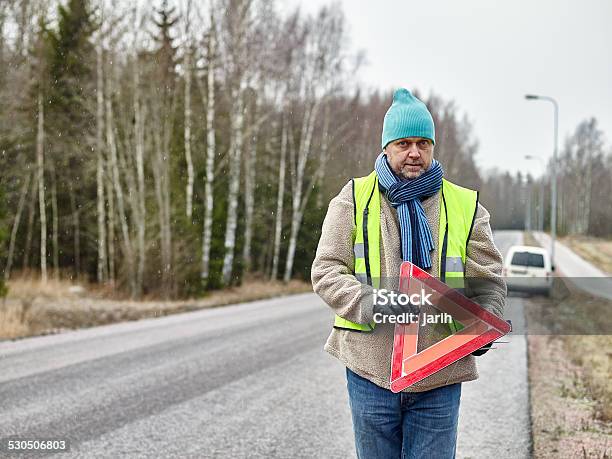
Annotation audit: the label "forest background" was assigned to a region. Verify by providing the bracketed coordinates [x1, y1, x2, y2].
[1, 0, 610, 299]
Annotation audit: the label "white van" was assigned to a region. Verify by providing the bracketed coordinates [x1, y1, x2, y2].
[503, 245, 553, 295]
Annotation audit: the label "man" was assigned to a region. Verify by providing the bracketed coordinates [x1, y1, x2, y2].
[311, 88, 506, 458]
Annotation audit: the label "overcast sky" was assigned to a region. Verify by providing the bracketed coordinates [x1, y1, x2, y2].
[285, 0, 612, 176]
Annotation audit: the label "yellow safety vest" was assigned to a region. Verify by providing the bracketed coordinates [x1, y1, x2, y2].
[333, 170, 479, 333]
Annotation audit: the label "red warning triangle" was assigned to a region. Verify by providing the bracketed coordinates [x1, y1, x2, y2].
[390, 261, 511, 393]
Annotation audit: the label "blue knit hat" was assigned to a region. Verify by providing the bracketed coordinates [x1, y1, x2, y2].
[381, 89, 435, 149]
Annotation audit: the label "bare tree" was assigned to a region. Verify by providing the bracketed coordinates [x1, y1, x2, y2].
[105, 157, 116, 285]
[183, 0, 194, 220]
[50, 162, 59, 279]
[130, 7, 147, 295]
[106, 67, 136, 295]
[221, 88, 245, 285]
[36, 91, 47, 283]
[150, 2, 179, 295]
[557, 118, 604, 235]
[4, 172, 31, 281]
[95, 35, 107, 283]
[242, 96, 259, 272]
[283, 6, 348, 281]
[219, 0, 252, 285]
[68, 183, 81, 277]
[200, 6, 217, 283]
[151, 100, 175, 296]
[22, 175, 36, 270]
[271, 115, 287, 280]
[283, 97, 320, 282]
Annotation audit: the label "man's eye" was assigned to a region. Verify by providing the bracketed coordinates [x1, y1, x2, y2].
[418, 141, 428, 148]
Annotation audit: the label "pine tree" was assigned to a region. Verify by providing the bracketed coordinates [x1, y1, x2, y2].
[150, 0, 179, 296]
[43, 0, 96, 277]
[45, 0, 95, 121]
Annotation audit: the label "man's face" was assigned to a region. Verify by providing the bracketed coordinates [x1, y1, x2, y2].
[384, 137, 434, 180]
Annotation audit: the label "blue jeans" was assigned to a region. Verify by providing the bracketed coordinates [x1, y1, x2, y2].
[346, 368, 461, 459]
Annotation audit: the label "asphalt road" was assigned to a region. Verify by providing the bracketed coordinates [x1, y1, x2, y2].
[0, 231, 530, 459]
[457, 230, 531, 459]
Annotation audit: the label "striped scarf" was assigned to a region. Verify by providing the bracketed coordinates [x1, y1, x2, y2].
[374, 153, 443, 269]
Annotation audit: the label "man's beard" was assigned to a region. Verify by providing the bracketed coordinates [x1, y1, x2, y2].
[399, 165, 424, 180]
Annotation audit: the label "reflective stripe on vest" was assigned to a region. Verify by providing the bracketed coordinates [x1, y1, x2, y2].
[333, 171, 479, 334]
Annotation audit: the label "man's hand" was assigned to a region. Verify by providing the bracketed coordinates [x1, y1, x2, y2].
[471, 342, 492, 356]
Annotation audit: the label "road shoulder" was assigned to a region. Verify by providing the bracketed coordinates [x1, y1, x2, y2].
[524, 232, 612, 457]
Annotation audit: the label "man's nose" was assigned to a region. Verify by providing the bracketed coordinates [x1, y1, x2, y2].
[407, 143, 420, 158]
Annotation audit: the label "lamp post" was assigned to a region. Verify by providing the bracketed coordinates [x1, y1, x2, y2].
[525, 155, 545, 233]
[525, 94, 558, 269]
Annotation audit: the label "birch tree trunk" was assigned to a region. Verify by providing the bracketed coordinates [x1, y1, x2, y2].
[242, 102, 258, 272]
[583, 144, 593, 233]
[219, 0, 254, 286]
[271, 116, 287, 280]
[106, 73, 136, 296]
[283, 100, 320, 282]
[316, 103, 331, 209]
[105, 162, 116, 285]
[36, 91, 47, 283]
[200, 16, 216, 283]
[50, 163, 59, 280]
[68, 183, 80, 277]
[163, 120, 173, 296]
[152, 126, 166, 282]
[96, 39, 107, 283]
[221, 89, 244, 285]
[184, 28, 194, 219]
[558, 183, 565, 234]
[23, 176, 36, 269]
[160, 78, 177, 295]
[133, 19, 146, 296]
[152, 107, 173, 296]
[4, 172, 31, 281]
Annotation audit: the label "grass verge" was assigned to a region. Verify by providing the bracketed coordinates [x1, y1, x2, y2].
[0, 276, 312, 341]
[523, 232, 611, 457]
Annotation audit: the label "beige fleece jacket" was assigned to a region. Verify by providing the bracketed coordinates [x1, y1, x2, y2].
[311, 178, 507, 392]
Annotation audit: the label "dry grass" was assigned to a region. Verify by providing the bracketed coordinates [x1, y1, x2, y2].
[0, 299, 32, 340]
[524, 282, 612, 423]
[1, 273, 91, 340]
[565, 335, 612, 423]
[528, 335, 611, 458]
[524, 232, 612, 457]
[5, 272, 91, 301]
[0, 274, 312, 341]
[561, 234, 612, 275]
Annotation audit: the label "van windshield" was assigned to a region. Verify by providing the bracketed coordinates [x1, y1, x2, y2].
[511, 251, 545, 268]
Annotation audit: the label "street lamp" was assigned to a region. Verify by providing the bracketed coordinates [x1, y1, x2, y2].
[525, 94, 558, 269]
[525, 155, 545, 233]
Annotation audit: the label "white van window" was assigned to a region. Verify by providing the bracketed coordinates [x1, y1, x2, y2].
[511, 252, 545, 268]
